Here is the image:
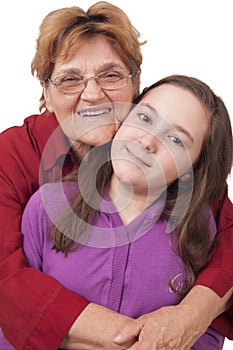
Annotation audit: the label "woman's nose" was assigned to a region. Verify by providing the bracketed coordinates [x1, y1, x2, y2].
[80, 77, 105, 102]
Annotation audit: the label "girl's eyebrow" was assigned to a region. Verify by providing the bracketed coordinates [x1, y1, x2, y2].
[138, 102, 161, 119]
[139, 102, 194, 143]
[173, 124, 194, 144]
[140, 102, 159, 114]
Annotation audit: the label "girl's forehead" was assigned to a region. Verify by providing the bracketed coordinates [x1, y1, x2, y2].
[139, 84, 206, 119]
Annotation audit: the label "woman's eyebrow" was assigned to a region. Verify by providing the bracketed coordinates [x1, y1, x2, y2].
[97, 62, 127, 71]
[58, 62, 126, 75]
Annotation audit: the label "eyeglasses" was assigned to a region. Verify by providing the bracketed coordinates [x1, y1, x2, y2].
[47, 70, 134, 95]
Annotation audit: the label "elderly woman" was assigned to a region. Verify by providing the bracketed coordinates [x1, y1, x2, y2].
[0, 2, 232, 350]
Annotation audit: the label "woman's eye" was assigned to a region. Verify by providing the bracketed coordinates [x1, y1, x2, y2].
[105, 72, 121, 78]
[169, 136, 184, 148]
[138, 113, 152, 124]
[60, 76, 83, 84]
[99, 71, 122, 81]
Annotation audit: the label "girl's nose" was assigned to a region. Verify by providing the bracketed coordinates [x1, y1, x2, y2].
[138, 133, 158, 153]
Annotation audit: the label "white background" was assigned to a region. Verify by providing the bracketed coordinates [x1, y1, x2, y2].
[0, 1, 232, 348]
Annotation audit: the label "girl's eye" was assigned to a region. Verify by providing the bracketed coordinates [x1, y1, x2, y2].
[138, 113, 152, 124]
[169, 136, 184, 148]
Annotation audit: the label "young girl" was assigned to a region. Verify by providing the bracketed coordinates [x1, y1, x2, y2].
[4, 75, 231, 349]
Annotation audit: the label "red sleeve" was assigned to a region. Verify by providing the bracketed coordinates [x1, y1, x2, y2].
[195, 189, 233, 339]
[0, 121, 89, 349]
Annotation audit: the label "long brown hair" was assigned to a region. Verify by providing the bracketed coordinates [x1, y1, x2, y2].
[31, 1, 144, 111]
[52, 142, 113, 253]
[52, 74, 233, 292]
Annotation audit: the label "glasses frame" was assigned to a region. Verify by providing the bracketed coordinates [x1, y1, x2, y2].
[47, 71, 134, 95]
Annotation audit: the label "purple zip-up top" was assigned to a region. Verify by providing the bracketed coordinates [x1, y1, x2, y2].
[0, 182, 225, 349]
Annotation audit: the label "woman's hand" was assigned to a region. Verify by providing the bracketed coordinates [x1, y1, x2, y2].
[114, 285, 232, 350]
[115, 304, 204, 350]
[60, 286, 232, 349]
[60, 303, 136, 350]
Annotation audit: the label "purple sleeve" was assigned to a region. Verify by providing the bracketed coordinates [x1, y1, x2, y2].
[21, 188, 48, 270]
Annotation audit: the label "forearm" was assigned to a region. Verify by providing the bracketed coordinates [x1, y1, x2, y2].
[194, 200, 233, 337]
[114, 286, 233, 350]
[60, 303, 136, 350]
[180, 285, 233, 325]
[0, 267, 88, 349]
[0, 220, 89, 349]
[194, 228, 233, 299]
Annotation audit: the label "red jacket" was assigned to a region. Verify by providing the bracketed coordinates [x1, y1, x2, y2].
[0, 112, 232, 349]
[0, 112, 88, 349]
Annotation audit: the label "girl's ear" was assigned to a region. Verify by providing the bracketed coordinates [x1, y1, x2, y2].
[180, 169, 192, 182]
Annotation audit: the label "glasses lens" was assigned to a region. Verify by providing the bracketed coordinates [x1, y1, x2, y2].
[55, 75, 84, 94]
[98, 71, 129, 90]
[52, 72, 131, 94]
[100, 78, 128, 90]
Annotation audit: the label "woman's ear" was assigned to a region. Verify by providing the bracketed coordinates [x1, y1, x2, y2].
[41, 80, 54, 112]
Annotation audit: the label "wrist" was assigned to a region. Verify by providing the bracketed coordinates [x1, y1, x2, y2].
[180, 285, 226, 324]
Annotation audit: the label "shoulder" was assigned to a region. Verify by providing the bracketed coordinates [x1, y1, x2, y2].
[39, 181, 78, 203]
[0, 112, 59, 177]
[24, 182, 79, 221]
[0, 111, 58, 150]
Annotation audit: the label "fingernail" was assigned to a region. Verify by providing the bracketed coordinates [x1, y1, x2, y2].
[114, 334, 122, 342]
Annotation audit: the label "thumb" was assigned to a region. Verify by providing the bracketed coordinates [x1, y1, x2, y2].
[114, 320, 141, 345]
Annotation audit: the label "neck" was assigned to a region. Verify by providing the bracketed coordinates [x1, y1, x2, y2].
[109, 175, 161, 225]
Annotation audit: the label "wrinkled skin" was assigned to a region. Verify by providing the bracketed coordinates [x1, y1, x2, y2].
[60, 303, 136, 350]
[61, 286, 233, 350]
[115, 286, 233, 350]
